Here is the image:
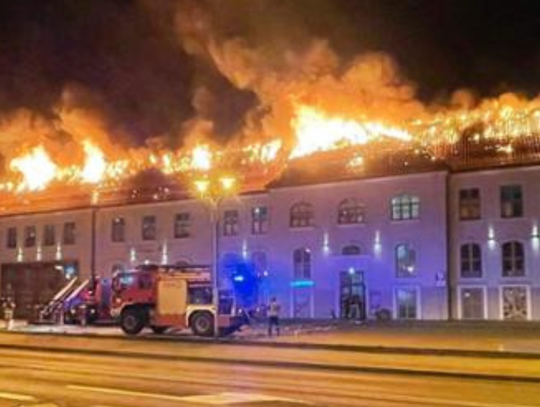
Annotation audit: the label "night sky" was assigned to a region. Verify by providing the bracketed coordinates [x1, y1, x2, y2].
[1, 0, 539, 145]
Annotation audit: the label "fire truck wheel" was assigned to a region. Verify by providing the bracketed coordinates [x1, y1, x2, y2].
[150, 326, 168, 334]
[190, 312, 214, 337]
[120, 308, 145, 335]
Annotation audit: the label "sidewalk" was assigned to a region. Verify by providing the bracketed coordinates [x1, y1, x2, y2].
[266, 320, 540, 354]
[4, 319, 540, 355]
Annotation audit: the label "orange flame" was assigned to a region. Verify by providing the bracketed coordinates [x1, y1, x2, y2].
[10, 145, 58, 191]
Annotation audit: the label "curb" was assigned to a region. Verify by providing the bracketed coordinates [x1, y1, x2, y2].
[2, 328, 540, 360]
[0, 341, 539, 385]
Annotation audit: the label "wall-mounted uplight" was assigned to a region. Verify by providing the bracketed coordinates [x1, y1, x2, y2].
[322, 232, 330, 254]
[161, 241, 169, 265]
[55, 243, 62, 261]
[531, 224, 540, 252]
[36, 245, 42, 261]
[242, 240, 248, 259]
[373, 230, 382, 256]
[488, 226, 496, 250]
[130, 247, 137, 264]
[16, 248, 23, 263]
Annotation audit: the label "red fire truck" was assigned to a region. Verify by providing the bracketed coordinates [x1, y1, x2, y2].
[110, 264, 244, 337]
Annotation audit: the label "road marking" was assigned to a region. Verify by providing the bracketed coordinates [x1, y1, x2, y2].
[67, 385, 309, 405]
[0, 391, 35, 402]
[67, 385, 192, 402]
[180, 392, 310, 405]
[20, 404, 58, 407]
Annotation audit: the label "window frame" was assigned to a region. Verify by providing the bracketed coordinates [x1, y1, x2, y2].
[63, 222, 77, 245]
[251, 206, 269, 235]
[290, 202, 314, 228]
[500, 184, 523, 218]
[223, 209, 240, 237]
[341, 245, 361, 256]
[501, 241, 525, 277]
[459, 188, 481, 221]
[24, 226, 37, 248]
[293, 248, 311, 280]
[391, 195, 420, 221]
[174, 212, 191, 239]
[6, 227, 17, 249]
[395, 243, 417, 278]
[394, 286, 420, 320]
[460, 243, 482, 278]
[111, 217, 126, 243]
[337, 198, 365, 225]
[141, 215, 157, 241]
[43, 224, 56, 247]
[458, 285, 487, 320]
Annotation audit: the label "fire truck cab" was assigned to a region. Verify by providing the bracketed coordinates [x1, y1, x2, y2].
[110, 264, 244, 337]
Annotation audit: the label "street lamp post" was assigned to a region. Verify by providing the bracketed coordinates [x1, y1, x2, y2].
[193, 176, 236, 338]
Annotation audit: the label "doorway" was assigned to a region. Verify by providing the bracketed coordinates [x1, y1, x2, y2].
[339, 269, 366, 320]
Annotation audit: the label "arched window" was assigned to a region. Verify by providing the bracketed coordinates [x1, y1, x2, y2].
[395, 244, 416, 277]
[293, 248, 311, 279]
[290, 202, 314, 228]
[342, 245, 361, 256]
[460, 243, 482, 278]
[502, 241, 525, 277]
[337, 199, 365, 225]
[391, 195, 420, 221]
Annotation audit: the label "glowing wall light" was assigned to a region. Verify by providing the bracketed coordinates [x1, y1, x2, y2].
[488, 226, 496, 250]
[36, 245, 42, 261]
[373, 230, 382, 256]
[290, 279, 315, 288]
[130, 247, 137, 264]
[16, 248, 23, 263]
[242, 240, 248, 259]
[532, 224, 540, 253]
[322, 232, 330, 254]
[161, 241, 169, 265]
[55, 243, 62, 260]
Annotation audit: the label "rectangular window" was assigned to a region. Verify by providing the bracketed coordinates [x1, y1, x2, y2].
[63, 222, 76, 245]
[43, 225, 56, 246]
[223, 210, 239, 237]
[460, 287, 485, 320]
[251, 206, 268, 235]
[395, 287, 418, 319]
[500, 185, 523, 218]
[460, 243, 482, 278]
[174, 213, 191, 238]
[502, 286, 529, 321]
[43, 225, 55, 246]
[24, 226, 36, 248]
[6, 227, 17, 249]
[459, 188, 481, 220]
[142, 216, 157, 241]
[111, 217, 125, 242]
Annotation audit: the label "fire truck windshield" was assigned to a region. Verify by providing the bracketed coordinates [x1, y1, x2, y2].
[112, 273, 135, 292]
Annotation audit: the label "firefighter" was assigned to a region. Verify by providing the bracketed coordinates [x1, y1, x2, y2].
[267, 297, 281, 337]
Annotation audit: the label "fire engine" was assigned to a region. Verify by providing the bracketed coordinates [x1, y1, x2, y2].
[110, 264, 244, 336]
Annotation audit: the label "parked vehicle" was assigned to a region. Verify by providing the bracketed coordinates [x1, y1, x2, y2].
[110, 264, 245, 337]
[63, 277, 113, 324]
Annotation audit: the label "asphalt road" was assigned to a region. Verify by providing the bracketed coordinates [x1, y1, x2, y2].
[0, 337, 539, 406]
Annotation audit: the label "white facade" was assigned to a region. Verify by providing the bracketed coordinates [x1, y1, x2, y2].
[450, 165, 540, 321]
[0, 169, 451, 321]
